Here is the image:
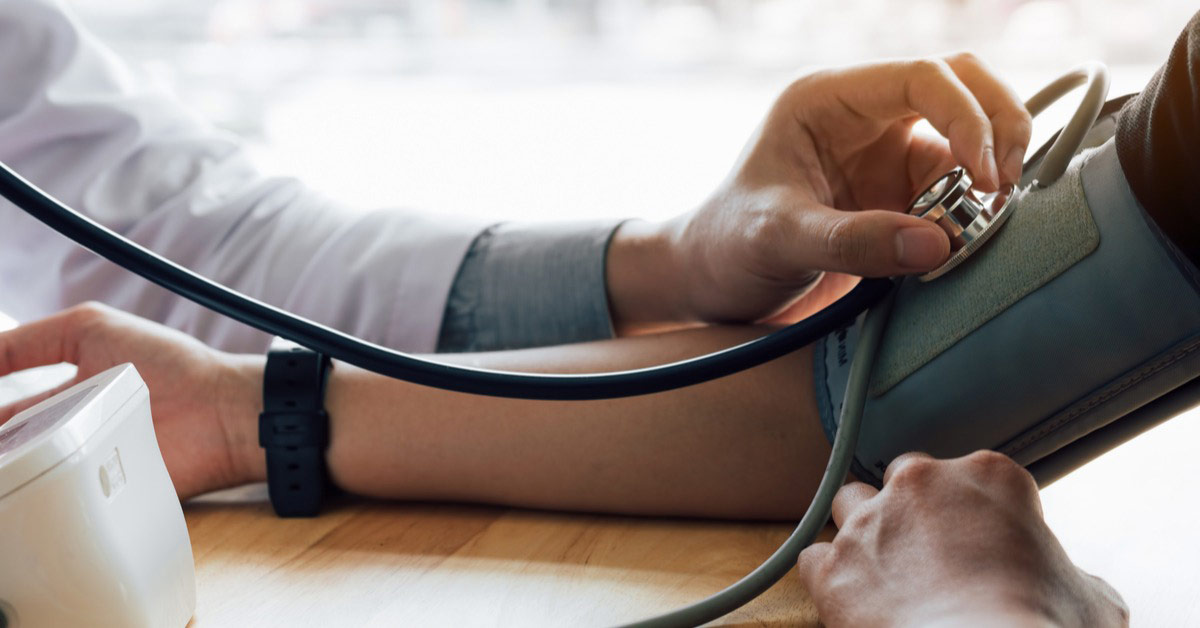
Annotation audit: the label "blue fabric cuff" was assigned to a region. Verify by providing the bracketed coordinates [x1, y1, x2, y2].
[437, 220, 624, 352]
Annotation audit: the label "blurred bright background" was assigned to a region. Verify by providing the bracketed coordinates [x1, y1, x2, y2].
[68, 0, 1197, 220]
[5, 0, 1200, 624]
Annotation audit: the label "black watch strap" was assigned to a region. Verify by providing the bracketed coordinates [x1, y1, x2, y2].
[259, 338, 331, 517]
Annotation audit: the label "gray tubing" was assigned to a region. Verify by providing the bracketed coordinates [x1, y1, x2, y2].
[1025, 62, 1110, 187]
[619, 283, 899, 628]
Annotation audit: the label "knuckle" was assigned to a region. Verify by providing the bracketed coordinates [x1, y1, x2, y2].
[964, 449, 1016, 473]
[944, 50, 982, 69]
[829, 519, 867, 554]
[995, 108, 1034, 141]
[798, 544, 829, 570]
[888, 456, 936, 490]
[785, 70, 821, 96]
[742, 208, 784, 258]
[944, 114, 992, 150]
[964, 450, 1034, 489]
[798, 544, 839, 590]
[67, 301, 110, 325]
[838, 502, 878, 535]
[737, 189, 805, 273]
[911, 57, 952, 82]
[813, 545, 841, 583]
[782, 69, 838, 108]
[824, 216, 870, 270]
[1014, 106, 1034, 126]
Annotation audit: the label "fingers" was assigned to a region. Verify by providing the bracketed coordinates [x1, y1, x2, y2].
[812, 54, 1029, 191]
[774, 203, 950, 277]
[882, 451, 934, 485]
[943, 53, 1033, 187]
[901, 58, 1000, 190]
[822, 59, 995, 190]
[0, 308, 83, 377]
[796, 542, 834, 591]
[831, 482, 878, 529]
[0, 378, 79, 424]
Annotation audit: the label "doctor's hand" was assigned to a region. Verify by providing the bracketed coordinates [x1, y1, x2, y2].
[0, 303, 248, 500]
[798, 451, 1129, 628]
[607, 53, 1031, 332]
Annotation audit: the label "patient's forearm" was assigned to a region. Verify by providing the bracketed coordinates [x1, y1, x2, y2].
[221, 326, 828, 519]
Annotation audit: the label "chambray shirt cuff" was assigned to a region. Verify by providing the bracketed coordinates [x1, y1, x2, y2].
[436, 220, 625, 352]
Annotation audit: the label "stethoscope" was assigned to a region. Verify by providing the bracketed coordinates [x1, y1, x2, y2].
[0, 62, 1109, 627]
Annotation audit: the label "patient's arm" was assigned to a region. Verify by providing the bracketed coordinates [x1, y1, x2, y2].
[0, 303, 828, 520]
[231, 327, 828, 520]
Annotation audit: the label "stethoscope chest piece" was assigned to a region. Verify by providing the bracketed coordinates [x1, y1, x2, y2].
[908, 167, 1016, 282]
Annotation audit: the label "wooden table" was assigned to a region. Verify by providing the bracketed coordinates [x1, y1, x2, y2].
[185, 485, 822, 627]
[185, 405, 1200, 627]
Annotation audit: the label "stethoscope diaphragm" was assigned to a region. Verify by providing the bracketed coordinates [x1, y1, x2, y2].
[908, 167, 1016, 282]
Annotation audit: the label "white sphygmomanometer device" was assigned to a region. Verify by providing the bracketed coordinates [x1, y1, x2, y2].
[0, 58, 1198, 627]
[0, 365, 195, 628]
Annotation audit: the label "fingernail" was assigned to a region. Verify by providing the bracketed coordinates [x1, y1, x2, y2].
[1002, 146, 1025, 185]
[980, 145, 999, 189]
[895, 227, 947, 270]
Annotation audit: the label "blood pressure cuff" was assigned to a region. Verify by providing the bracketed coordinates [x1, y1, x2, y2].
[815, 138, 1200, 485]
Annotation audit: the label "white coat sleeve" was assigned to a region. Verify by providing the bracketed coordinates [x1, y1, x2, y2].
[0, 0, 489, 353]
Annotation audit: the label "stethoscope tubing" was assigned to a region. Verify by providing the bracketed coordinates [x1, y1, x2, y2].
[0, 161, 892, 401]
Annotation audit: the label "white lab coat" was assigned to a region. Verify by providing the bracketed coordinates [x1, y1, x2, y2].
[0, 0, 489, 353]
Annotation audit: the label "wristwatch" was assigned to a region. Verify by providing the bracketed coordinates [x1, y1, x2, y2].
[258, 337, 332, 517]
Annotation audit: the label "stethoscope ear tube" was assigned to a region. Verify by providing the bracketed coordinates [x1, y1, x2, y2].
[1024, 62, 1111, 188]
[0, 162, 892, 400]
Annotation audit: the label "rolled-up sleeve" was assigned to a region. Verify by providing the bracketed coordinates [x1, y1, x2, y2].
[438, 220, 624, 352]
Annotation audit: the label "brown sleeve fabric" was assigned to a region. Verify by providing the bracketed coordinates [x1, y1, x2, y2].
[1116, 10, 1200, 267]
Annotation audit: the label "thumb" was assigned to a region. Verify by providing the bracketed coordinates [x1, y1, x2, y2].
[788, 205, 951, 277]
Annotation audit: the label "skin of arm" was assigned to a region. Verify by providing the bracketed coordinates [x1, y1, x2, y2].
[229, 327, 827, 519]
[0, 302, 831, 520]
